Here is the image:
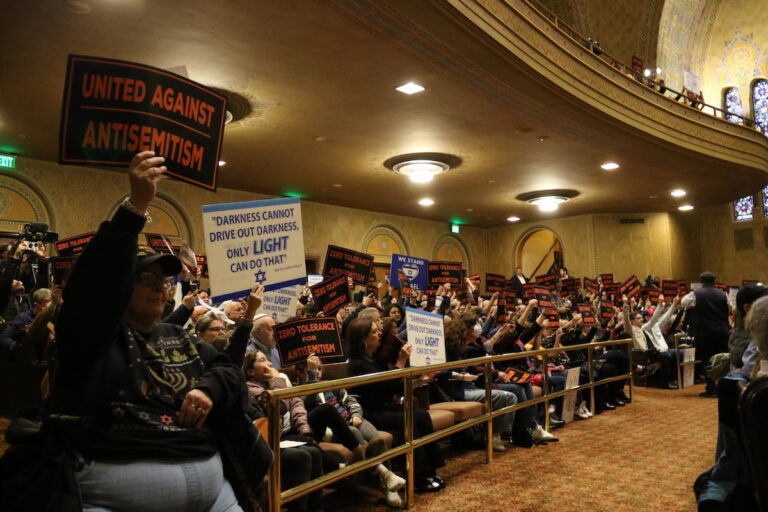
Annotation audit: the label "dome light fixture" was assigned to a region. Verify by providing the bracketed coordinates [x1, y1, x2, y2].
[678, 204, 694, 211]
[384, 153, 462, 184]
[516, 189, 579, 213]
[392, 160, 449, 183]
[418, 198, 435, 206]
[670, 189, 686, 197]
[507, 216, 521, 222]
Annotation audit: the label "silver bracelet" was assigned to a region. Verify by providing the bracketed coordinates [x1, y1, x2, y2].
[121, 197, 151, 222]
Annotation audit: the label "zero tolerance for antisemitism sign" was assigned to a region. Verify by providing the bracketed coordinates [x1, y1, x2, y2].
[405, 307, 445, 367]
[59, 55, 227, 190]
[202, 197, 306, 302]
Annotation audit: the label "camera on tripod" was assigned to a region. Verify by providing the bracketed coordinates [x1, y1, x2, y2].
[19, 222, 58, 247]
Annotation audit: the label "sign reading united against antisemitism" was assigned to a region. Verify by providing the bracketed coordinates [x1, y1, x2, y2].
[427, 261, 462, 287]
[390, 253, 428, 294]
[59, 55, 227, 190]
[405, 307, 446, 367]
[202, 197, 306, 302]
[260, 285, 302, 324]
[310, 273, 350, 316]
[322, 245, 374, 285]
[54, 232, 94, 258]
[275, 317, 343, 367]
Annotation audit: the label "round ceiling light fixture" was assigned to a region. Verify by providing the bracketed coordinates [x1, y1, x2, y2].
[384, 152, 462, 184]
[392, 160, 449, 183]
[516, 189, 580, 213]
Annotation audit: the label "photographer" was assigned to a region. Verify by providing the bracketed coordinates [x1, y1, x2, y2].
[16, 224, 57, 294]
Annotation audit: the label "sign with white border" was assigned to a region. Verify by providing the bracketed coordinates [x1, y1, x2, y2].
[405, 307, 445, 366]
[202, 197, 306, 302]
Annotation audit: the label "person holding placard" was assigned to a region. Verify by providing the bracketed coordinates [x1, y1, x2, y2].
[346, 317, 446, 492]
[48, 152, 261, 512]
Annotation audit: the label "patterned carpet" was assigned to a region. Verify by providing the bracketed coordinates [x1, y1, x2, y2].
[0, 384, 717, 511]
[323, 383, 717, 512]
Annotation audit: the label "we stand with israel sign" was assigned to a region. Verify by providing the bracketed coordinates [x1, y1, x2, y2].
[405, 308, 445, 367]
[202, 197, 306, 302]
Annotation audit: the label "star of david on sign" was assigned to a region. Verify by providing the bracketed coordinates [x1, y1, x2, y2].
[113, 406, 126, 417]
[160, 415, 174, 424]
[254, 269, 267, 284]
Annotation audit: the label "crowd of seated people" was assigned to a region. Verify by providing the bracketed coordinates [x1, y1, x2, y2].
[0, 153, 753, 511]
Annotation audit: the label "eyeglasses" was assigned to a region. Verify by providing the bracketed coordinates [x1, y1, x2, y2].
[136, 271, 176, 290]
[205, 326, 226, 333]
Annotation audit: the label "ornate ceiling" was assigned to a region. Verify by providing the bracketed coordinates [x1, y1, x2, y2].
[0, 0, 766, 228]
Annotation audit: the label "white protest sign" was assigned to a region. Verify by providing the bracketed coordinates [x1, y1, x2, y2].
[561, 367, 581, 422]
[260, 285, 302, 323]
[405, 307, 445, 366]
[202, 197, 306, 302]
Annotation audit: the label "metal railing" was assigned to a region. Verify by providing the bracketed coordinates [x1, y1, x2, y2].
[260, 337, 633, 510]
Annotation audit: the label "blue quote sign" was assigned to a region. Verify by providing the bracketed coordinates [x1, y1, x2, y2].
[202, 197, 306, 301]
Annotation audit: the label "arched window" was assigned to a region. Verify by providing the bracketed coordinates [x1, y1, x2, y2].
[752, 79, 768, 133]
[763, 186, 768, 218]
[723, 87, 744, 124]
[733, 195, 754, 222]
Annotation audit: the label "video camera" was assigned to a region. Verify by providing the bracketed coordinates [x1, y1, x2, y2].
[19, 222, 58, 245]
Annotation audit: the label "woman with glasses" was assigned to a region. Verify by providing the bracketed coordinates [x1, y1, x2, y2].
[49, 152, 266, 512]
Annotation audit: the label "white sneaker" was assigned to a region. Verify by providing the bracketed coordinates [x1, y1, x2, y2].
[577, 403, 592, 419]
[532, 425, 555, 442]
[385, 489, 403, 508]
[381, 470, 406, 492]
[492, 433, 507, 452]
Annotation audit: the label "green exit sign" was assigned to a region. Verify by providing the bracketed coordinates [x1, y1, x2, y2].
[0, 154, 15, 169]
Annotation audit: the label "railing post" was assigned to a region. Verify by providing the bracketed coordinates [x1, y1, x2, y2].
[403, 374, 415, 508]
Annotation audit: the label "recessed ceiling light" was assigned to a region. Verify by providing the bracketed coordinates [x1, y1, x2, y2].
[465, 208, 474, 212]
[331, 184, 342, 188]
[218, 160, 226, 166]
[418, 198, 434, 206]
[396, 82, 425, 95]
[507, 216, 521, 222]
[671, 189, 686, 197]
[601, 162, 619, 170]
[678, 204, 694, 211]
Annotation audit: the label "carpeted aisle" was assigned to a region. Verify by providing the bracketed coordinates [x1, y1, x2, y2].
[324, 383, 717, 512]
[0, 384, 718, 511]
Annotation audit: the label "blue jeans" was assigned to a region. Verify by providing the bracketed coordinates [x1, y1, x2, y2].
[76, 451, 242, 512]
[462, 387, 517, 433]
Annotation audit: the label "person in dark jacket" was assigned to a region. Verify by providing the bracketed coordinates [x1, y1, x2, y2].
[51, 151, 262, 511]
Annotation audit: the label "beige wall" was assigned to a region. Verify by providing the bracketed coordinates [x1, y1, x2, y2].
[11, 157, 488, 279]
[697, 201, 768, 285]
[10, 156, 762, 291]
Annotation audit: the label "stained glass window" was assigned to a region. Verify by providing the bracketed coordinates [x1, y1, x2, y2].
[723, 87, 744, 124]
[763, 186, 768, 218]
[733, 195, 754, 222]
[752, 79, 768, 133]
